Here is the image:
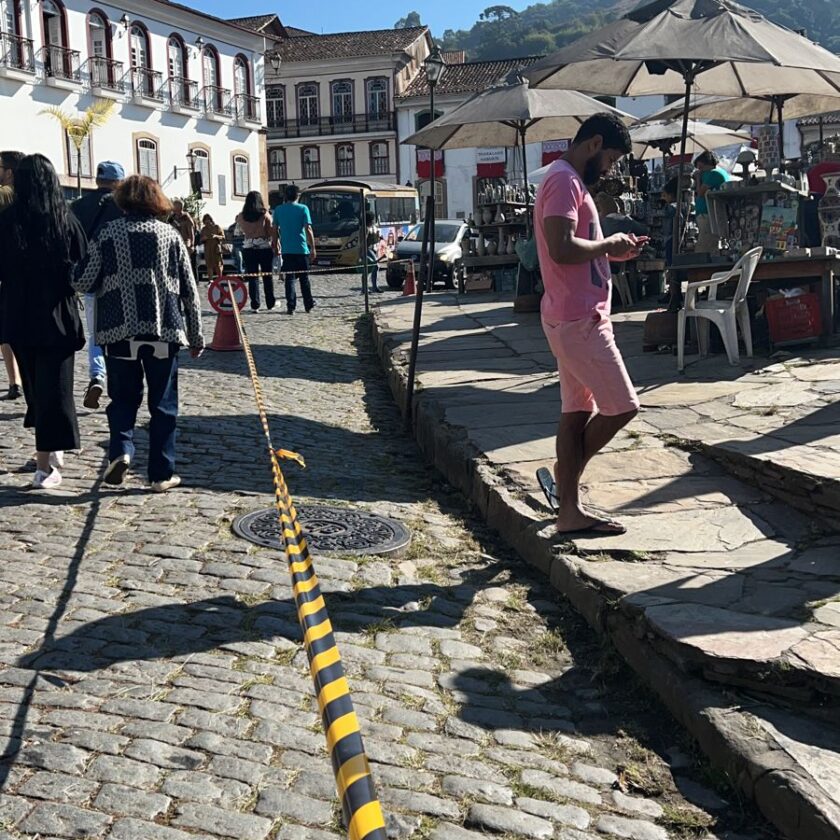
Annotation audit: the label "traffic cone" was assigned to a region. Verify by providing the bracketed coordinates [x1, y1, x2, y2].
[402, 261, 416, 296]
[209, 311, 242, 351]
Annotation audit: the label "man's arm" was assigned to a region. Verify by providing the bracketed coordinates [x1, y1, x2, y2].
[306, 224, 316, 257]
[543, 217, 640, 265]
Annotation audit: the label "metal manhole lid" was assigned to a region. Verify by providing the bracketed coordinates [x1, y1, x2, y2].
[232, 504, 411, 557]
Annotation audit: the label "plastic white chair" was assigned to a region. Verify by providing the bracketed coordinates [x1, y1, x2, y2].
[677, 246, 763, 372]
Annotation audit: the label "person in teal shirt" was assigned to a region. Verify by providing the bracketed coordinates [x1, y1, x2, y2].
[694, 151, 731, 253]
[272, 185, 317, 314]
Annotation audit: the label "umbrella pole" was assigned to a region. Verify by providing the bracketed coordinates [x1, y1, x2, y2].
[519, 125, 531, 237]
[672, 73, 694, 257]
[776, 98, 785, 173]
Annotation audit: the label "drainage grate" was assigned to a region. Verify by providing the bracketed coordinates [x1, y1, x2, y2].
[232, 504, 411, 557]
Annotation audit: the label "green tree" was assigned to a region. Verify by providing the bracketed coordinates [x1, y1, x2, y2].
[394, 11, 422, 29]
[39, 99, 115, 197]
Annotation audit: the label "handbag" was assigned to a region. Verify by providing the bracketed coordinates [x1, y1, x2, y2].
[515, 236, 539, 272]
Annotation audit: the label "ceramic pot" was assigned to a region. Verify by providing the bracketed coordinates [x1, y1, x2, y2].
[494, 209, 506, 224]
[819, 173, 840, 247]
[477, 235, 486, 257]
[482, 207, 494, 225]
[486, 239, 498, 256]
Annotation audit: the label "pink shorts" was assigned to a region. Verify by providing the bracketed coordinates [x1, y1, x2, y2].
[542, 313, 639, 416]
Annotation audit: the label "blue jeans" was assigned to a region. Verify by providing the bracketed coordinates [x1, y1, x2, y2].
[105, 350, 179, 482]
[282, 253, 314, 312]
[367, 249, 380, 290]
[85, 293, 106, 382]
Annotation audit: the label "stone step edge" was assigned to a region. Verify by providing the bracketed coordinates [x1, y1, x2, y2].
[662, 433, 840, 526]
[371, 310, 840, 840]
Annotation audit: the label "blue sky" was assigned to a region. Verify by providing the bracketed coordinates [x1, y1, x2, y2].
[194, 0, 528, 37]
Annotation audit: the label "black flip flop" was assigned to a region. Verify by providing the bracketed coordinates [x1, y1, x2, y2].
[556, 519, 627, 538]
[536, 467, 559, 513]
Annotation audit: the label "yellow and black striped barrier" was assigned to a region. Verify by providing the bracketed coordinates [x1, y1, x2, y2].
[225, 279, 387, 840]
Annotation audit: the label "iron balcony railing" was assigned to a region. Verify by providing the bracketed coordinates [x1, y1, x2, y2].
[268, 163, 287, 181]
[200, 85, 232, 117]
[169, 76, 198, 109]
[267, 111, 395, 139]
[302, 161, 321, 179]
[234, 94, 260, 122]
[370, 157, 390, 176]
[39, 44, 80, 82]
[86, 56, 125, 92]
[131, 67, 164, 101]
[0, 32, 35, 73]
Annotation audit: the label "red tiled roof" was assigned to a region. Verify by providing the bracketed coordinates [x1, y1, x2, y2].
[441, 50, 466, 64]
[227, 13, 287, 38]
[277, 26, 429, 62]
[286, 26, 316, 37]
[398, 56, 542, 99]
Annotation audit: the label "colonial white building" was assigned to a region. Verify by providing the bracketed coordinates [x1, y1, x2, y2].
[234, 16, 432, 198]
[0, 0, 267, 222]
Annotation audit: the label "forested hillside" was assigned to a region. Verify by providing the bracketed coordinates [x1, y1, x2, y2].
[395, 0, 840, 61]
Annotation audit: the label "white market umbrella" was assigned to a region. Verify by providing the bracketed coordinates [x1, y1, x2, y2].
[525, 0, 840, 253]
[402, 77, 635, 223]
[646, 93, 840, 164]
[631, 119, 752, 159]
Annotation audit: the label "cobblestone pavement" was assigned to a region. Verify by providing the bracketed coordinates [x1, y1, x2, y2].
[0, 276, 780, 839]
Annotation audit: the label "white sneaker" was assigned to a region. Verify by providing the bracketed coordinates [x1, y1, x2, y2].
[49, 451, 65, 470]
[104, 455, 131, 486]
[33, 468, 62, 490]
[151, 475, 181, 493]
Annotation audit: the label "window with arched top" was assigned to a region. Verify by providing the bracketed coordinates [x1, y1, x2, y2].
[366, 77, 388, 119]
[42, 0, 66, 49]
[202, 45, 220, 89]
[331, 79, 353, 124]
[266, 85, 285, 129]
[88, 11, 111, 60]
[302, 146, 320, 180]
[232, 153, 250, 196]
[370, 141, 389, 176]
[234, 55, 251, 96]
[191, 146, 211, 194]
[297, 82, 318, 127]
[129, 23, 150, 70]
[269, 148, 286, 181]
[136, 137, 159, 181]
[167, 35, 186, 79]
[336, 143, 354, 177]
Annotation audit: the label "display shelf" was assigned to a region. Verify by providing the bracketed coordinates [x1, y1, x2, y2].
[463, 254, 520, 267]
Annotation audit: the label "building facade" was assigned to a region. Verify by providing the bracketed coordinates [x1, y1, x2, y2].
[235, 19, 431, 196]
[0, 0, 267, 222]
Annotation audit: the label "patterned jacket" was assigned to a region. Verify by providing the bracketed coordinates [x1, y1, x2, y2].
[74, 215, 204, 350]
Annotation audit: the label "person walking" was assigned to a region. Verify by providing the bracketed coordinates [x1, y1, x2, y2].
[0, 150, 24, 402]
[0, 154, 87, 489]
[236, 191, 277, 312]
[363, 214, 382, 294]
[200, 214, 225, 282]
[74, 176, 204, 493]
[172, 200, 197, 273]
[273, 185, 316, 314]
[534, 113, 643, 536]
[70, 160, 125, 409]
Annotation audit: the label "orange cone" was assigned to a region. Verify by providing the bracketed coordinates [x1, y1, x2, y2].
[402, 261, 416, 296]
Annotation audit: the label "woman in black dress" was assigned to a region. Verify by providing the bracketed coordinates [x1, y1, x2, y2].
[0, 154, 86, 489]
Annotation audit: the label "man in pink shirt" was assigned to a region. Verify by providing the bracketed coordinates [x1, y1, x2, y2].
[534, 113, 644, 536]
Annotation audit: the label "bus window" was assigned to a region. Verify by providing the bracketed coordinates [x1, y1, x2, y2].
[305, 191, 361, 236]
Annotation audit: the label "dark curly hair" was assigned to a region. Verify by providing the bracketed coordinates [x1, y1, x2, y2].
[11, 154, 72, 260]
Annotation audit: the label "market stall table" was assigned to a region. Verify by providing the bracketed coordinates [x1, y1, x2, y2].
[678, 254, 840, 341]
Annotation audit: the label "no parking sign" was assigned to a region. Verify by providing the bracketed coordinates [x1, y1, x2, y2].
[208, 277, 248, 351]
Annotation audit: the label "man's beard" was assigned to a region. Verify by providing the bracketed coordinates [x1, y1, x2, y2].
[583, 153, 608, 187]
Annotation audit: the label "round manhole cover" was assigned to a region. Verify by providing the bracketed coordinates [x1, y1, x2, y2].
[232, 505, 411, 557]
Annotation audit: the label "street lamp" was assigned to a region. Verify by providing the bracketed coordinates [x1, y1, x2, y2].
[266, 49, 282, 74]
[422, 45, 446, 289]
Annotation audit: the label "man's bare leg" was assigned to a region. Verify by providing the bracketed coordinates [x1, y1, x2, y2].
[1, 344, 19, 387]
[554, 409, 638, 533]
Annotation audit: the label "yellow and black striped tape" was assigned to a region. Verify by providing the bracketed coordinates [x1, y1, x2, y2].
[225, 279, 388, 840]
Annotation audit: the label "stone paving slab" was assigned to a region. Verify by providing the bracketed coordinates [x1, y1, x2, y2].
[373, 291, 840, 840]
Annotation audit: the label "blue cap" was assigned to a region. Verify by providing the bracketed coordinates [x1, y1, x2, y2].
[96, 161, 125, 181]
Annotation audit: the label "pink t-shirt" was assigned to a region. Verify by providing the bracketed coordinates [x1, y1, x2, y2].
[534, 160, 611, 322]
